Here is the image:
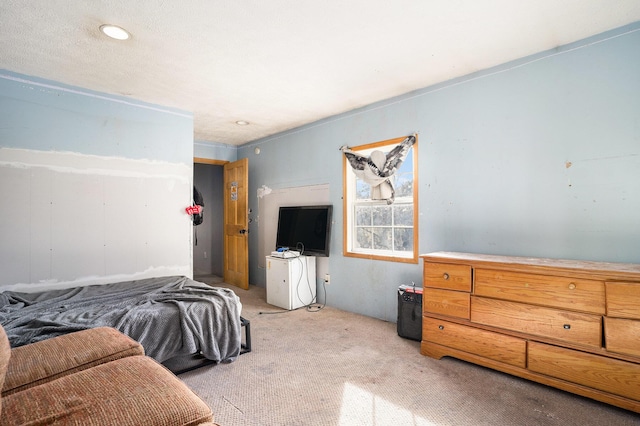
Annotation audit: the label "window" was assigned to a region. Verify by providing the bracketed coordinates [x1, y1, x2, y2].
[343, 135, 418, 263]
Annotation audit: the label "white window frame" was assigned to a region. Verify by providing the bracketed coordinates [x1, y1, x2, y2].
[342, 135, 418, 263]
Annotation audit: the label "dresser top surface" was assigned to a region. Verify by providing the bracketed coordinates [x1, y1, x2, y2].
[421, 251, 640, 278]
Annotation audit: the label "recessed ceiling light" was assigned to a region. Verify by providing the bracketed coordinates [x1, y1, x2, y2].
[100, 24, 130, 40]
[235, 120, 250, 126]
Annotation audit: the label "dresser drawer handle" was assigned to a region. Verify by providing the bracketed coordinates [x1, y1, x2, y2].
[563, 324, 571, 330]
[438, 325, 445, 330]
[568, 283, 576, 290]
[442, 273, 450, 280]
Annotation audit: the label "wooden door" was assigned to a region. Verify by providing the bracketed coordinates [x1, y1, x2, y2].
[223, 158, 249, 289]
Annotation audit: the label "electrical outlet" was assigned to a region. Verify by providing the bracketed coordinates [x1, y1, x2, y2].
[324, 273, 330, 284]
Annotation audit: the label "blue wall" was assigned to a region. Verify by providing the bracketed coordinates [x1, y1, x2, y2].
[239, 23, 640, 321]
[0, 71, 193, 163]
[194, 140, 237, 162]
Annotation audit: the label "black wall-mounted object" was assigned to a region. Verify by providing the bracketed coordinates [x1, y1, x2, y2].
[275, 205, 333, 257]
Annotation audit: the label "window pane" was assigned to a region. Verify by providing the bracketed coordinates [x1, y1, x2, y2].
[356, 205, 371, 226]
[394, 204, 413, 226]
[394, 173, 413, 198]
[372, 227, 392, 250]
[394, 228, 413, 251]
[356, 227, 373, 249]
[356, 179, 370, 199]
[372, 206, 392, 226]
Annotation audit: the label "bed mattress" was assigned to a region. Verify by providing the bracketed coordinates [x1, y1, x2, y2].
[0, 276, 242, 365]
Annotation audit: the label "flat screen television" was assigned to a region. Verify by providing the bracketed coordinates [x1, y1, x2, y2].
[275, 205, 333, 257]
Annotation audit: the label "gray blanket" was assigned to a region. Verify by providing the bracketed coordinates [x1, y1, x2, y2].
[0, 276, 242, 364]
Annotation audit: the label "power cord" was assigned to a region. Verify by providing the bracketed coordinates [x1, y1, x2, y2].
[293, 242, 327, 312]
[306, 278, 327, 312]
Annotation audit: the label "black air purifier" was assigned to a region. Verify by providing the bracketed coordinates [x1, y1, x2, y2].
[397, 285, 423, 341]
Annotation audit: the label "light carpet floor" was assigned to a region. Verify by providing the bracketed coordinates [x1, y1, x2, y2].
[183, 278, 639, 426]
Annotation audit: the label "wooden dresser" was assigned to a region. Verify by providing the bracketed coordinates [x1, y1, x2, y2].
[420, 251, 640, 413]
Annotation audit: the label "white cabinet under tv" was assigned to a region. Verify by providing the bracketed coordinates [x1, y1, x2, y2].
[266, 255, 316, 310]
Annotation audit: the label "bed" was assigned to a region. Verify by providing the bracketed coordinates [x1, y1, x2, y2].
[0, 275, 244, 372]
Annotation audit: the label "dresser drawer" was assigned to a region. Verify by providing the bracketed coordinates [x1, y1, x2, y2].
[529, 342, 640, 401]
[606, 282, 640, 320]
[474, 269, 605, 314]
[423, 317, 526, 367]
[423, 288, 470, 319]
[471, 297, 602, 347]
[604, 317, 640, 358]
[423, 262, 471, 292]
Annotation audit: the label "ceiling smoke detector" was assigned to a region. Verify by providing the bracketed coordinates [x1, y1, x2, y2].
[100, 24, 131, 40]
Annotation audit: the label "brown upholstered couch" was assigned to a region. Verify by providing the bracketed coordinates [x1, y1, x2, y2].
[0, 325, 215, 425]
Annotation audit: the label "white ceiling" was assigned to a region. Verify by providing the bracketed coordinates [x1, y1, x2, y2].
[1, 1, 639, 146]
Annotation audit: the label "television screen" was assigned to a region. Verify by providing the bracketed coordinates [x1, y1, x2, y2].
[276, 205, 333, 257]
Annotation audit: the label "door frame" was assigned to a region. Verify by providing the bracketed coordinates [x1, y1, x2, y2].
[193, 158, 228, 279]
[194, 157, 228, 166]
[193, 157, 249, 289]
